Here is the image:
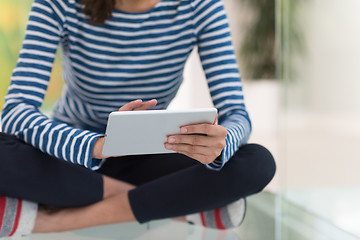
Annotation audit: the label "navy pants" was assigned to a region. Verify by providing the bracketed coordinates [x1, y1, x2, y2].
[0, 132, 276, 223]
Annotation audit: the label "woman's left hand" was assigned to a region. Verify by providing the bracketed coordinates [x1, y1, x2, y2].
[164, 122, 228, 165]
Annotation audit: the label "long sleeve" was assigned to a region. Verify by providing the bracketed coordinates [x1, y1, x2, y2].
[1, 0, 103, 169]
[191, 0, 252, 170]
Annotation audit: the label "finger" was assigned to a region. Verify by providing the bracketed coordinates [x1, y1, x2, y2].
[119, 99, 143, 111]
[185, 153, 215, 165]
[167, 134, 226, 150]
[167, 134, 213, 147]
[180, 124, 226, 137]
[133, 99, 157, 111]
[165, 143, 211, 156]
[175, 151, 215, 165]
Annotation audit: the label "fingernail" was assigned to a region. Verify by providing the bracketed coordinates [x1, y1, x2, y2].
[168, 137, 175, 143]
[180, 127, 187, 133]
[165, 144, 173, 149]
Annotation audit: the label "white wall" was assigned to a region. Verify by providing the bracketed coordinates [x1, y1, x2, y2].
[283, 0, 360, 188]
[288, 0, 360, 115]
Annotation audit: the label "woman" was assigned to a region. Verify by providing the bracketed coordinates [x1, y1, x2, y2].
[0, 0, 276, 236]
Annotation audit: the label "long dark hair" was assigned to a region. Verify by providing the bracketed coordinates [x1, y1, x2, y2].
[81, 0, 115, 24]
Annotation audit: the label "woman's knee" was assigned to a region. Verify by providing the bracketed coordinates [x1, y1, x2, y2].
[222, 144, 276, 197]
[244, 144, 276, 187]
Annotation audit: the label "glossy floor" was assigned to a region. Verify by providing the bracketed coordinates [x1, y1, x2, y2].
[5, 191, 359, 240]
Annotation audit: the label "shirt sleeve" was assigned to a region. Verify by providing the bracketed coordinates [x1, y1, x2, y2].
[0, 0, 104, 169]
[191, 0, 252, 170]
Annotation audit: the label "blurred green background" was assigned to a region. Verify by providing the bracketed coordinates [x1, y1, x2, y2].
[0, 0, 63, 111]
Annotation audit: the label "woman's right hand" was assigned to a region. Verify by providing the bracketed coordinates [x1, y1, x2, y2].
[92, 99, 158, 159]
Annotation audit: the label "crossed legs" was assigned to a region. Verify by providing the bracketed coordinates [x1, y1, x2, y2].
[0, 133, 276, 233]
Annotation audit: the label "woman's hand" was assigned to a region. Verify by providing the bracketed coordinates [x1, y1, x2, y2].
[92, 99, 157, 159]
[118, 99, 157, 111]
[164, 119, 228, 165]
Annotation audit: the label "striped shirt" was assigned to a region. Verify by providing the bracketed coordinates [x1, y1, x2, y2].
[1, 0, 251, 170]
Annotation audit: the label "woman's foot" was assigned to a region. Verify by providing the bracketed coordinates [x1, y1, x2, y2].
[186, 198, 246, 230]
[0, 196, 38, 237]
[33, 192, 136, 233]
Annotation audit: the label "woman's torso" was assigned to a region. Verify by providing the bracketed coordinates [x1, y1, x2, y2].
[53, 0, 197, 133]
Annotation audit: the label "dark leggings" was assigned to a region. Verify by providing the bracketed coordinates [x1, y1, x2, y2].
[0, 132, 276, 223]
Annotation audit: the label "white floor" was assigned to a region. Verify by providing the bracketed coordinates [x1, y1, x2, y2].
[11, 220, 241, 240]
[284, 186, 360, 237]
[6, 192, 359, 240]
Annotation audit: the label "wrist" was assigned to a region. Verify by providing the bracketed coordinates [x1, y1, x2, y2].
[92, 137, 107, 159]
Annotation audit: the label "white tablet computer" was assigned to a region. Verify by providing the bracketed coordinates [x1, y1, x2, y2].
[102, 108, 217, 156]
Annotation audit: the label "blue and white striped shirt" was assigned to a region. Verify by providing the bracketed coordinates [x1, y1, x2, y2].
[1, 0, 251, 170]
